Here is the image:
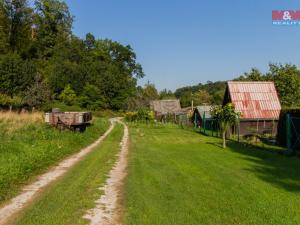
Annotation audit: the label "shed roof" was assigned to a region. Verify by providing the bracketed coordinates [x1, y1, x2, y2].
[150, 100, 181, 114]
[195, 105, 213, 119]
[226, 81, 281, 119]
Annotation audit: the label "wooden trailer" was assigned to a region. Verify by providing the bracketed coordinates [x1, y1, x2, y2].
[45, 111, 92, 132]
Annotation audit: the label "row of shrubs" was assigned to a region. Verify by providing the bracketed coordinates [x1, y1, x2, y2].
[125, 108, 155, 122]
[124, 109, 193, 126]
[0, 94, 23, 110]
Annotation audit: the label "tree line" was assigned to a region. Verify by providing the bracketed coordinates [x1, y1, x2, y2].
[0, 1, 299, 111]
[125, 62, 300, 110]
[0, 0, 144, 111]
[171, 63, 300, 108]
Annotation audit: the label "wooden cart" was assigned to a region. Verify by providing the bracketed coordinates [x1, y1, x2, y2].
[45, 111, 92, 132]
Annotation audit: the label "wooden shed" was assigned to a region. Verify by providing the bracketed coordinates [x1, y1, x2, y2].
[223, 81, 281, 136]
[150, 100, 182, 116]
[149, 99, 184, 122]
[192, 105, 214, 128]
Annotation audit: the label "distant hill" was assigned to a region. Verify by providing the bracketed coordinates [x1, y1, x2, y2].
[174, 81, 227, 107]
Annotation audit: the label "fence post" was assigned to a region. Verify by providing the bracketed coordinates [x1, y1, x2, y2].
[237, 115, 240, 142]
[203, 112, 206, 135]
[286, 113, 292, 155]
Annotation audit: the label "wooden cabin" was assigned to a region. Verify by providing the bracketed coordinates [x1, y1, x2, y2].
[192, 105, 214, 128]
[223, 81, 281, 136]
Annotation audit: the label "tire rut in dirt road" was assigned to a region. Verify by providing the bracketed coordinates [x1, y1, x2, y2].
[83, 118, 129, 225]
[0, 119, 116, 225]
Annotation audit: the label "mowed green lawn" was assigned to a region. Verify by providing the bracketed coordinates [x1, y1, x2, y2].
[124, 124, 300, 225]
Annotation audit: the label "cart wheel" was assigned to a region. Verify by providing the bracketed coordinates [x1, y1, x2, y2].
[74, 126, 81, 132]
[80, 125, 86, 132]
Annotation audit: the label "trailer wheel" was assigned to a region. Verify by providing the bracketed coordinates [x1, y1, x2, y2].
[73, 125, 86, 132]
[79, 125, 86, 132]
[72, 126, 80, 132]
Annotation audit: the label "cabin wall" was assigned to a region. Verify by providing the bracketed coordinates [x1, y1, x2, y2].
[238, 120, 278, 136]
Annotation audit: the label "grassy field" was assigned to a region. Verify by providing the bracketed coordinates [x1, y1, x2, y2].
[124, 123, 300, 225]
[10, 124, 123, 225]
[0, 112, 109, 203]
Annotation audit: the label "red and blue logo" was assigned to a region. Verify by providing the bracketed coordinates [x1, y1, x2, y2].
[272, 10, 300, 26]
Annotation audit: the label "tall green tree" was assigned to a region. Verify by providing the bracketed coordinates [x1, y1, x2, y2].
[0, 0, 145, 111]
[212, 89, 225, 105]
[0, 2, 9, 53]
[175, 81, 226, 107]
[236, 64, 300, 107]
[78, 84, 106, 110]
[34, 0, 73, 58]
[235, 68, 264, 81]
[266, 64, 300, 106]
[179, 91, 193, 108]
[159, 89, 175, 100]
[0, 0, 33, 54]
[142, 82, 159, 101]
[95, 39, 144, 79]
[193, 90, 212, 105]
[90, 39, 144, 109]
[0, 53, 36, 97]
[23, 74, 51, 109]
[84, 32, 96, 51]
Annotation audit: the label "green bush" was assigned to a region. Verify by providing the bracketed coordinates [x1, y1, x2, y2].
[93, 110, 124, 118]
[59, 85, 77, 106]
[78, 84, 106, 110]
[125, 111, 138, 122]
[0, 93, 12, 107]
[125, 108, 154, 122]
[0, 93, 23, 110]
[159, 113, 176, 123]
[44, 101, 84, 112]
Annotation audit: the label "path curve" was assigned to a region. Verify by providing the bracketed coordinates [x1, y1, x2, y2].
[0, 119, 116, 225]
[83, 118, 129, 225]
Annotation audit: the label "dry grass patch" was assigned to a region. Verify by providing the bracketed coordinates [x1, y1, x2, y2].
[0, 111, 43, 134]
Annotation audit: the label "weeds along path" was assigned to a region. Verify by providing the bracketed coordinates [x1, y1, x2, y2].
[0, 119, 116, 225]
[84, 118, 129, 225]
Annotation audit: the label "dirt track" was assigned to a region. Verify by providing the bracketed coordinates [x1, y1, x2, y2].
[0, 119, 116, 225]
[83, 118, 129, 225]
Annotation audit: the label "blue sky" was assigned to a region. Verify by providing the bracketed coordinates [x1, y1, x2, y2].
[64, 0, 300, 91]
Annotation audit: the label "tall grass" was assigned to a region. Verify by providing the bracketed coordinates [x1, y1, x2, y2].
[0, 112, 109, 203]
[0, 111, 43, 122]
[0, 112, 43, 134]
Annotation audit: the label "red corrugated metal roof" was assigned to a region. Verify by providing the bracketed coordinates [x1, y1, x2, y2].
[227, 81, 281, 119]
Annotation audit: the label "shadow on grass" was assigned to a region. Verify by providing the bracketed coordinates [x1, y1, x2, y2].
[227, 141, 300, 193]
[205, 141, 224, 149]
